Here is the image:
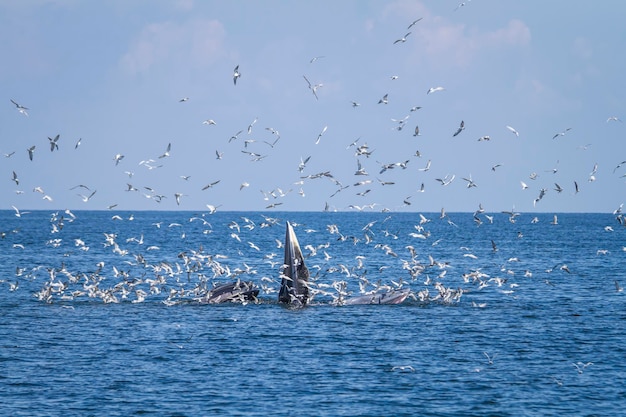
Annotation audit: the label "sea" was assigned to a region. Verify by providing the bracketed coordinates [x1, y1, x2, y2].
[0, 210, 624, 416]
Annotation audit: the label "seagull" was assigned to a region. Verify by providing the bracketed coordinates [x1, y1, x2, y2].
[309, 55, 325, 63]
[355, 159, 368, 176]
[303, 75, 322, 100]
[10, 99, 28, 116]
[233, 65, 241, 85]
[393, 32, 411, 44]
[315, 125, 328, 145]
[206, 204, 220, 214]
[607, 116, 622, 123]
[351, 101, 360, 108]
[435, 174, 455, 186]
[299, 155, 311, 172]
[346, 137, 361, 149]
[114, 153, 124, 166]
[74, 138, 82, 149]
[11, 171, 19, 185]
[48, 134, 60, 151]
[12, 205, 30, 217]
[202, 180, 221, 190]
[158, 143, 171, 158]
[413, 126, 420, 137]
[452, 120, 465, 137]
[225, 130, 242, 143]
[27, 146, 36, 161]
[378, 93, 389, 104]
[202, 119, 217, 125]
[572, 362, 593, 374]
[391, 365, 415, 372]
[478, 135, 490, 141]
[78, 189, 97, 202]
[554, 183, 564, 193]
[484, 352, 498, 365]
[407, 17, 423, 30]
[247, 117, 258, 134]
[506, 125, 520, 137]
[612, 160, 626, 173]
[454, 1, 467, 11]
[179, 97, 189, 102]
[552, 127, 572, 139]
[462, 174, 477, 188]
[427, 86, 445, 95]
[174, 192, 184, 205]
[418, 159, 431, 172]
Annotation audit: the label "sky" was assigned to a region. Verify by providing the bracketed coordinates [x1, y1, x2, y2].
[1, 0, 625, 214]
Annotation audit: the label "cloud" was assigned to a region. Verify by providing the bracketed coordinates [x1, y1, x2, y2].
[119, 18, 225, 76]
[415, 18, 531, 69]
[384, 1, 531, 70]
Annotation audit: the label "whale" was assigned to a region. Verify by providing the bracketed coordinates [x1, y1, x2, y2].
[278, 221, 310, 306]
[201, 222, 408, 307]
[339, 288, 410, 305]
[200, 280, 259, 304]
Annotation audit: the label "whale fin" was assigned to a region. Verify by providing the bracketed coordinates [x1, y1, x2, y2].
[278, 222, 310, 306]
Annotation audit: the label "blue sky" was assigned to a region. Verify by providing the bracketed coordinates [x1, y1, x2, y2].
[2, 0, 625, 213]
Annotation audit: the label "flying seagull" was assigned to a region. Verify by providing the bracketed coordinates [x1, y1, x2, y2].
[506, 125, 520, 137]
[48, 134, 60, 152]
[452, 120, 465, 137]
[407, 18, 423, 30]
[393, 32, 411, 44]
[10, 99, 28, 116]
[303, 75, 322, 100]
[233, 65, 241, 85]
[315, 126, 328, 145]
[309, 56, 325, 63]
[158, 143, 171, 159]
[427, 86, 445, 95]
[552, 127, 572, 139]
[27, 146, 36, 161]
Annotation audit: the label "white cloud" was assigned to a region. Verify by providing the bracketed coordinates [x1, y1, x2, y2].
[384, 1, 531, 70]
[119, 18, 225, 76]
[415, 18, 531, 69]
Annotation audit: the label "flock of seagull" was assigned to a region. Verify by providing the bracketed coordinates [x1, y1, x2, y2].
[3, 12, 625, 216]
[2, 9, 625, 311]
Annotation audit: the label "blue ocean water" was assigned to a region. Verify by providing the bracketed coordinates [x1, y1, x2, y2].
[0, 210, 625, 416]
